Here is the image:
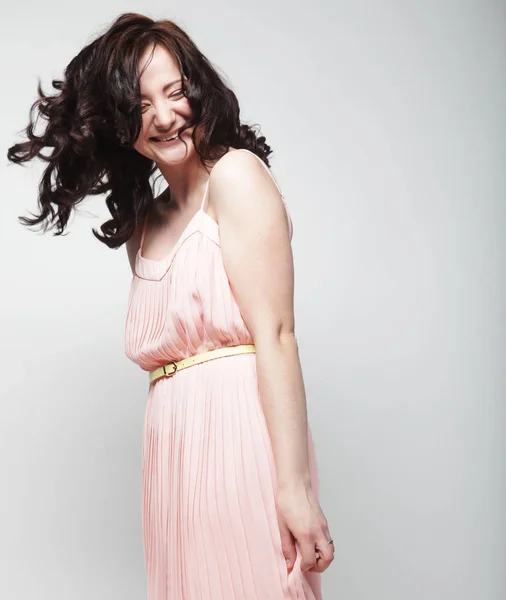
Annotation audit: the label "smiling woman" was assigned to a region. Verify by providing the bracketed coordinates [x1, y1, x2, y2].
[6, 13, 260, 249]
[7, 11, 333, 600]
[132, 47, 196, 168]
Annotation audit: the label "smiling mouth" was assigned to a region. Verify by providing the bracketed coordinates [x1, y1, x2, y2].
[150, 132, 180, 142]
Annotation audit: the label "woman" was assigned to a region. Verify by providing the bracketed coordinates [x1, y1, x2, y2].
[7, 12, 334, 600]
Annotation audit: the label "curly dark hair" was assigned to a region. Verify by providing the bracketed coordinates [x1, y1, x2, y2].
[7, 12, 273, 249]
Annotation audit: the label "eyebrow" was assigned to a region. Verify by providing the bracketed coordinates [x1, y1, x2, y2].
[140, 78, 183, 100]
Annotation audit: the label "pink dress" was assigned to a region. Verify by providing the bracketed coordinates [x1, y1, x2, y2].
[124, 149, 322, 600]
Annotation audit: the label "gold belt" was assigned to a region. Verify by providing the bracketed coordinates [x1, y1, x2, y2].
[148, 344, 256, 385]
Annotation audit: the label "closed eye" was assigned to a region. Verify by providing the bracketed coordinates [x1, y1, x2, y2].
[140, 89, 186, 113]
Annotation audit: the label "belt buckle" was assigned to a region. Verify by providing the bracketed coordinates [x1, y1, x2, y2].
[162, 362, 178, 377]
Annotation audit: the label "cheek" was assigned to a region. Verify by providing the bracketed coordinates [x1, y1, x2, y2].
[133, 133, 150, 156]
[179, 98, 193, 119]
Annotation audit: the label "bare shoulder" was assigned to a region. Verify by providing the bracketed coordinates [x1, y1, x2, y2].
[209, 149, 281, 210]
[207, 148, 292, 241]
[210, 148, 270, 186]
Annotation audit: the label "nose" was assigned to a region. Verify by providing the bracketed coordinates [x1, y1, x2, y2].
[152, 99, 175, 131]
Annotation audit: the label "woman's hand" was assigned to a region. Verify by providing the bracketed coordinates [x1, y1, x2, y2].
[276, 482, 335, 574]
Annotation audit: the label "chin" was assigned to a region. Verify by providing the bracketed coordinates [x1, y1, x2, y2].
[136, 135, 197, 165]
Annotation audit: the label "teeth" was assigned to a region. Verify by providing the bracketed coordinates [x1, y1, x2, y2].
[156, 135, 177, 142]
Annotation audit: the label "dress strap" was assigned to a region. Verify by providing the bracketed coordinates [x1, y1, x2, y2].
[200, 178, 211, 211]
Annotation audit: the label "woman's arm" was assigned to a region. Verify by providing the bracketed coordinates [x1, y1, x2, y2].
[210, 150, 333, 574]
[210, 150, 311, 488]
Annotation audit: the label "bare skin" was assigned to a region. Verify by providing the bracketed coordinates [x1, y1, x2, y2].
[126, 42, 334, 575]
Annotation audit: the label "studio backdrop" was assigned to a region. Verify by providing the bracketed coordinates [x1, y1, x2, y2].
[1, 2, 504, 599]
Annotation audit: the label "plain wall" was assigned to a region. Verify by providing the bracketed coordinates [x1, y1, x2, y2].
[1, 1, 504, 599]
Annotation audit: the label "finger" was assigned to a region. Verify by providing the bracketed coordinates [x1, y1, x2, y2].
[309, 538, 335, 573]
[298, 537, 319, 573]
[278, 520, 297, 572]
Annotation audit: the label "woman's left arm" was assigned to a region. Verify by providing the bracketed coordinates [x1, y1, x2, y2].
[209, 150, 334, 575]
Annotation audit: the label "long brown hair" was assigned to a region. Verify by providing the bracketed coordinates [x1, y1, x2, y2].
[7, 13, 273, 248]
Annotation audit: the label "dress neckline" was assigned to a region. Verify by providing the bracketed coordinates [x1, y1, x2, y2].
[137, 208, 204, 264]
[138, 172, 212, 264]
[134, 148, 290, 280]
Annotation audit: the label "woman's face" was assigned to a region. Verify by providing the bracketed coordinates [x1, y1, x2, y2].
[133, 44, 197, 165]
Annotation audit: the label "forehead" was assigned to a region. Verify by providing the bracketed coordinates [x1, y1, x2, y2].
[138, 44, 181, 91]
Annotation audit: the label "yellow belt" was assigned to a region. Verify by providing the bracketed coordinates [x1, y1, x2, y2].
[148, 344, 256, 385]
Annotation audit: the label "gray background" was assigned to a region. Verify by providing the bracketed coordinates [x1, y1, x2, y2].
[1, 1, 505, 599]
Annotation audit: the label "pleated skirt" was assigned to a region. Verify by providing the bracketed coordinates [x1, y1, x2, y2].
[142, 353, 322, 600]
